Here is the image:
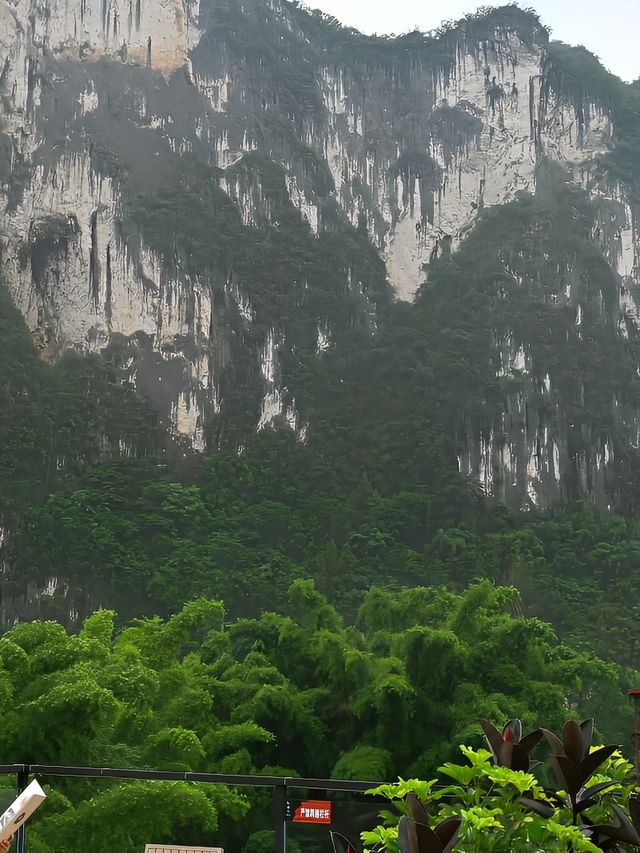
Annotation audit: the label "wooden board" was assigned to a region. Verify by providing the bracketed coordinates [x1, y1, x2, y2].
[145, 846, 223, 853]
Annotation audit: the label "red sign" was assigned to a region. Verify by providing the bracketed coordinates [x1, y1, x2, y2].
[292, 800, 332, 824]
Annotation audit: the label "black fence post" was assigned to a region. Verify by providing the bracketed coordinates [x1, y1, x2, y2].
[274, 782, 287, 853]
[16, 768, 29, 853]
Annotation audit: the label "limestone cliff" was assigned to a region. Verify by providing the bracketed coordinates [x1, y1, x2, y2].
[1, 0, 639, 509]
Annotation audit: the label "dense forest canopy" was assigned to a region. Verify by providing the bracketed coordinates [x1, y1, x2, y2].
[5, 585, 637, 851]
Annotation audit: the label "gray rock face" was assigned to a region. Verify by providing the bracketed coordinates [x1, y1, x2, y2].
[1, 0, 639, 507]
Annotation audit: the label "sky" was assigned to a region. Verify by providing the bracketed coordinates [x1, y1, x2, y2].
[306, 0, 640, 83]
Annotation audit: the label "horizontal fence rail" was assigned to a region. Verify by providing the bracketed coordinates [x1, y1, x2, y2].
[0, 764, 385, 789]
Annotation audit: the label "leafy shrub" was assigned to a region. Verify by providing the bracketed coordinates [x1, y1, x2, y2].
[361, 718, 640, 852]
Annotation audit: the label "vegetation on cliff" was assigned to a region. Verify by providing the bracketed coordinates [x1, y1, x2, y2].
[2, 9, 640, 852]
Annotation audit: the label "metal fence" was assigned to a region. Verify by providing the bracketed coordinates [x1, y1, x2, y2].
[0, 764, 385, 853]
